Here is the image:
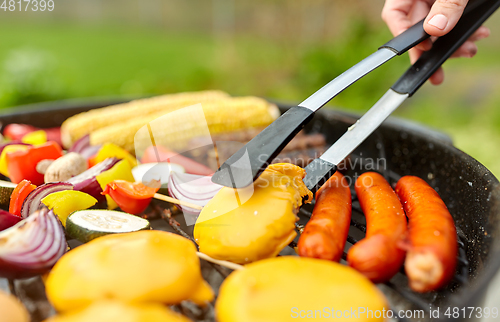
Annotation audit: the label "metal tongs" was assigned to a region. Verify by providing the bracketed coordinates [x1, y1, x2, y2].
[212, 0, 500, 192]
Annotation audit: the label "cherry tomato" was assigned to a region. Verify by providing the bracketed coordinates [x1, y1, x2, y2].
[102, 180, 159, 214]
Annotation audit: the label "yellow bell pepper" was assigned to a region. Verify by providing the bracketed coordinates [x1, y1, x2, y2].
[45, 230, 214, 312]
[22, 130, 47, 145]
[43, 301, 190, 322]
[194, 163, 312, 264]
[216, 256, 389, 322]
[96, 159, 135, 209]
[0, 145, 30, 177]
[41, 190, 97, 226]
[91, 143, 138, 168]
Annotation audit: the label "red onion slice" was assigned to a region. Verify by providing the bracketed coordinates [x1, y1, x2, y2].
[7, 211, 50, 259]
[80, 145, 102, 160]
[21, 182, 74, 219]
[68, 135, 102, 159]
[0, 207, 67, 279]
[168, 172, 223, 213]
[67, 157, 119, 201]
[0, 210, 22, 231]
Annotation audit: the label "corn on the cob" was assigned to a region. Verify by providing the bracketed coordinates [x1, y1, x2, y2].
[60, 90, 230, 148]
[89, 96, 279, 156]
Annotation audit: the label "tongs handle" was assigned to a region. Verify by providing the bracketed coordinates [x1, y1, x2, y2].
[381, 20, 429, 55]
[392, 0, 500, 96]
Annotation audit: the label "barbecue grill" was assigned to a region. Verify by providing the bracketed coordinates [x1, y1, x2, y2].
[0, 98, 499, 322]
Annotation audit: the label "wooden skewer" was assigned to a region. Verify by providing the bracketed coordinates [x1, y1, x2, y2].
[154, 193, 204, 211]
[196, 252, 244, 270]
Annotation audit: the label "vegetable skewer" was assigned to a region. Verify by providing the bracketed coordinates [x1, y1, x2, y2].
[154, 193, 203, 211]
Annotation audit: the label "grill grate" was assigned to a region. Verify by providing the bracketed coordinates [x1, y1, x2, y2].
[3, 160, 470, 322]
[0, 101, 495, 322]
[150, 162, 470, 321]
[0, 115, 472, 322]
[145, 136, 471, 321]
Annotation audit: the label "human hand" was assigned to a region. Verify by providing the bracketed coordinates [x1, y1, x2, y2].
[382, 0, 490, 84]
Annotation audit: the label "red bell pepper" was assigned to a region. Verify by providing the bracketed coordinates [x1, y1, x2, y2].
[102, 180, 159, 215]
[9, 179, 37, 217]
[3, 124, 62, 146]
[6, 141, 63, 185]
[141, 145, 214, 176]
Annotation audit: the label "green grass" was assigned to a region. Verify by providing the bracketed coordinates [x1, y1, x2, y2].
[0, 21, 220, 102]
[0, 17, 499, 176]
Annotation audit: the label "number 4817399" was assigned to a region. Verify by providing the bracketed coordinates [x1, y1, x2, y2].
[1, 0, 55, 11]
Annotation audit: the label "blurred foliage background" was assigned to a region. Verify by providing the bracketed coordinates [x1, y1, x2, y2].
[0, 0, 499, 174]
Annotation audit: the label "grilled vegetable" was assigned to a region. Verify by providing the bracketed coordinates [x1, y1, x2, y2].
[0, 210, 22, 231]
[89, 143, 138, 168]
[0, 144, 30, 177]
[45, 230, 214, 312]
[0, 289, 29, 322]
[21, 182, 73, 219]
[67, 157, 119, 202]
[6, 141, 63, 185]
[68, 134, 102, 161]
[3, 124, 61, 146]
[44, 152, 87, 183]
[297, 172, 352, 262]
[41, 190, 97, 226]
[44, 301, 190, 322]
[0, 208, 67, 279]
[168, 172, 223, 214]
[0, 180, 16, 207]
[9, 179, 37, 217]
[102, 181, 159, 214]
[194, 163, 312, 264]
[347, 172, 407, 283]
[22, 130, 47, 145]
[61, 90, 230, 148]
[36, 159, 54, 175]
[216, 256, 388, 322]
[395, 175, 457, 292]
[92, 96, 279, 154]
[66, 209, 151, 243]
[3, 124, 37, 140]
[95, 160, 135, 209]
[141, 145, 213, 175]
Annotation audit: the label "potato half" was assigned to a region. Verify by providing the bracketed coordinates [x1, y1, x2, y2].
[194, 163, 312, 264]
[216, 256, 388, 322]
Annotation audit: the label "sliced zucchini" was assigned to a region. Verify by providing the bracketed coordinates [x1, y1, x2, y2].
[0, 180, 16, 207]
[66, 209, 150, 243]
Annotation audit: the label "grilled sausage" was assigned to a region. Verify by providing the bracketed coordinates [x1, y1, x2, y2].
[347, 172, 407, 283]
[297, 172, 351, 262]
[395, 176, 457, 292]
